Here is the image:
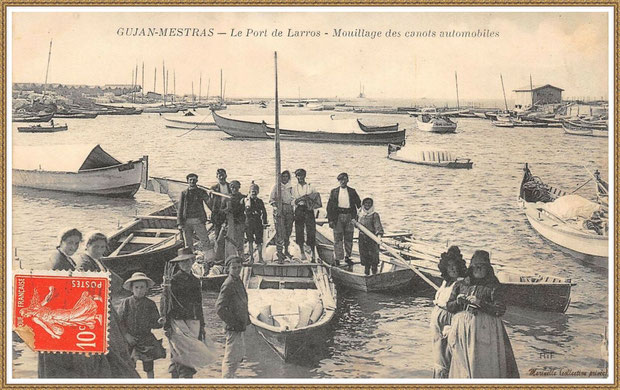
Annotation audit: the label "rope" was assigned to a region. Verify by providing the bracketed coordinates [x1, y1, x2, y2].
[177, 113, 212, 137]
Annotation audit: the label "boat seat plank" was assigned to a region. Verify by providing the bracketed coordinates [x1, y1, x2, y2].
[130, 236, 167, 245]
[134, 228, 178, 235]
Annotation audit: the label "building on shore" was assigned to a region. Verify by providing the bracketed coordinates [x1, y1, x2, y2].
[512, 84, 564, 110]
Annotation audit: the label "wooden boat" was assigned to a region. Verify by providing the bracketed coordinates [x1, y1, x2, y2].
[242, 262, 337, 361]
[143, 105, 181, 114]
[314, 226, 415, 292]
[562, 120, 608, 137]
[212, 110, 269, 139]
[356, 119, 399, 133]
[492, 120, 515, 128]
[17, 123, 68, 133]
[263, 123, 406, 145]
[386, 237, 574, 313]
[518, 164, 608, 267]
[12, 144, 148, 197]
[416, 115, 457, 133]
[387, 144, 473, 169]
[163, 115, 219, 131]
[13, 112, 54, 123]
[103, 204, 183, 283]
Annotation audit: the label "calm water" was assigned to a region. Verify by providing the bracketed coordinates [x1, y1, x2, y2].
[10, 104, 610, 380]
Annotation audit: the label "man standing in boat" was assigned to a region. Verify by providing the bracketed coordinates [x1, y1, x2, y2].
[291, 168, 322, 262]
[177, 173, 214, 258]
[209, 168, 231, 263]
[326, 172, 361, 266]
[216, 256, 250, 378]
[269, 170, 294, 257]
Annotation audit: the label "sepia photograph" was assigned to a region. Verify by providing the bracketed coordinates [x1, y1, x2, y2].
[5, 6, 615, 385]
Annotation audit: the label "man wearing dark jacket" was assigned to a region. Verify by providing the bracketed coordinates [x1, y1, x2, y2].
[215, 256, 249, 378]
[326, 172, 361, 266]
[177, 173, 213, 254]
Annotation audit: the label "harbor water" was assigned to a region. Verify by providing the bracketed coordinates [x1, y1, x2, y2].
[10, 103, 609, 379]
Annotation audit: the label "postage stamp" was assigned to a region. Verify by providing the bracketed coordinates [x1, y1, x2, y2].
[13, 271, 110, 354]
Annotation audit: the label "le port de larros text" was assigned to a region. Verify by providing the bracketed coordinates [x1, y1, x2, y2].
[116, 27, 500, 39]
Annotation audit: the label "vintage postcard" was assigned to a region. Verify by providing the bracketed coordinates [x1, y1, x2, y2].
[4, 4, 615, 386]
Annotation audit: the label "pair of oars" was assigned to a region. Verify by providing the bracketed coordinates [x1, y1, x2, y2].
[352, 220, 439, 291]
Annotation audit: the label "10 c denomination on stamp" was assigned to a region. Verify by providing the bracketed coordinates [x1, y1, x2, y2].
[13, 271, 110, 354]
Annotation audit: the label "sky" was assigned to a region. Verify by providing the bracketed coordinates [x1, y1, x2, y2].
[10, 9, 610, 101]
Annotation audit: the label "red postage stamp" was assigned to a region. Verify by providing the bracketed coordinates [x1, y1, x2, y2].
[13, 272, 110, 354]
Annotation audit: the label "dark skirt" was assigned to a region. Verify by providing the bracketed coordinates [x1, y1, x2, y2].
[359, 234, 380, 266]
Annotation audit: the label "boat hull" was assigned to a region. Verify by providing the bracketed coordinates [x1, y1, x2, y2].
[212, 110, 268, 139]
[388, 154, 473, 169]
[266, 126, 406, 145]
[13, 113, 54, 122]
[416, 118, 457, 133]
[253, 323, 327, 361]
[329, 264, 414, 292]
[521, 200, 608, 266]
[562, 122, 608, 137]
[12, 159, 145, 197]
[17, 125, 68, 133]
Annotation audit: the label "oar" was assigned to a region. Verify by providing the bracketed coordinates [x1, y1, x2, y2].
[352, 221, 439, 290]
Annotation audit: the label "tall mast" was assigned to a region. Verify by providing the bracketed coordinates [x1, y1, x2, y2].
[134, 64, 138, 103]
[529, 74, 534, 107]
[455, 71, 460, 109]
[154, 66, 157, 96]
[206, 78, 210, 101]
[500, 74, 508, 112]
[223, 81, 227, 102]
[274, 52, 283, 261]
[162, 61, 166, 106]
[220, 69, 223, 104]
[131, 67, 135, 103]
[173, 70, 176, 104]
[141, 62, 144, 102]
[192, 81, 194, 103]
[166, 69, 169, 105]
[198, 72, 202, 103]
[42, 39, 53, 97]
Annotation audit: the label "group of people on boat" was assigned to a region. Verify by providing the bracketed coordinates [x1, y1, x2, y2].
[179, 167, 386, 276]
[430, 246, 519, 378]
[39, 226, 249, 379]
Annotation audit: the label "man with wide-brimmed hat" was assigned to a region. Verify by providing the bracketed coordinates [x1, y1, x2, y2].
[326, 172, 361, 266]
[215, 256, 249, 378]
[177, 173, 214, 257]
[162, 248, 213, 378]
[291, 168, 322, 262]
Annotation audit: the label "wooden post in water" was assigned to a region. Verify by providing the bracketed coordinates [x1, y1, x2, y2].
[274, 52, 284, 262]
[500, 73, 508, 112]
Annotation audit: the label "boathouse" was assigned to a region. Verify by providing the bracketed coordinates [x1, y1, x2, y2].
[513, 84, 564, 109]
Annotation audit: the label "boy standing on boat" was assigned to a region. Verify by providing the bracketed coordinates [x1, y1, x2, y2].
[292, 169, 322, 262]
[326, 172, 361, 266]
[216, 256, 250, 378]
[244, 182, 268, 264]
[177, 173, 214, 257]
[269, 170, 295, 257]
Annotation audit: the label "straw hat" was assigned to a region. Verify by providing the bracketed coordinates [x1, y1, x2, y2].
[122, 272, 155, 291]
[169, 247, 196, 263]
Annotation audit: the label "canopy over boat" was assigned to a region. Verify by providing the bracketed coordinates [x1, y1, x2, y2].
[13, 144, 123, 172]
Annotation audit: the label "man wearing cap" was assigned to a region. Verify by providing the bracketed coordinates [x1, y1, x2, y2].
[222, 180, 246, 261]
[269, 170, 295, 256]
[291, 168, 322, 261]
[326, 172, 361, 266]
[177, 173, 214, 255]
[215, 256, 249, 378]
[163, 248, 209, 378]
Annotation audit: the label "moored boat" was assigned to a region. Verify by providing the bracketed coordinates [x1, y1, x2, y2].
[562, 119, 608, 137]
[518, 163, 608, 267]
[163, 114, 219, 131]
[13, 112, 55, 123]
[211, 110, 269, 139]
[356, 119, 399, 133]
[143, 105, 181, 114]
[387, 144, 473, 169]
[263, 122, 406, 145]
[241, 262, 337, 361]
[416, 114, 457, 133]
[17, 123, 68, 133]
[103, 204, 183, 283]
[12, 144, 148, 197]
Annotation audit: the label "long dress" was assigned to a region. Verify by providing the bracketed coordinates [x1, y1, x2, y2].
[117, 296, 165, 364]
[430, 279, 458, 378]
[446, 276, 519, 378]
[357, 210, 384, 267]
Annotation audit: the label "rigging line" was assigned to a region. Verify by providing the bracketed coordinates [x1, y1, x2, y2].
[176, 113, 211, 137]
[569, 178, 592, 194]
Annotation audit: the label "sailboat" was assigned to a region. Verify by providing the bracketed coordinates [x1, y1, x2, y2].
[241, 52, 338, 362]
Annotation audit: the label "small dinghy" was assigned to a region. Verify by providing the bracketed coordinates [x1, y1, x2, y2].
[387, 144, 473, 169]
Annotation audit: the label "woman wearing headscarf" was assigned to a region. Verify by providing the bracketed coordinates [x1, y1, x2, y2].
[429, 246, 467, 378]
[446, 250, 519, 378]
